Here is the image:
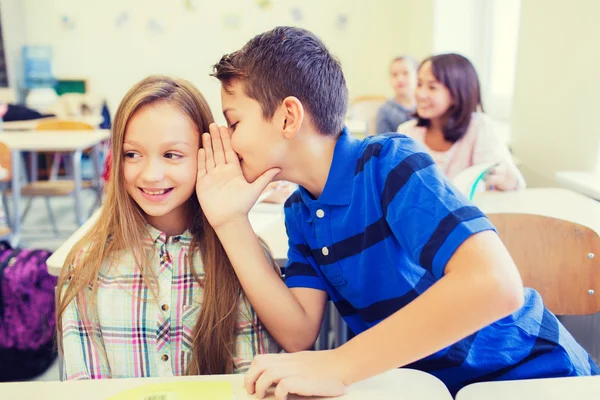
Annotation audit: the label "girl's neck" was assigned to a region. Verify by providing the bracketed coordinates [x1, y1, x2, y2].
[395, 93, 415, 109]
[425, 118, 453, 152]
[145, 201, 191, 238]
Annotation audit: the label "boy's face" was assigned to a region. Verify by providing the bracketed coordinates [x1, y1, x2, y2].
[220, 80, 287, 182]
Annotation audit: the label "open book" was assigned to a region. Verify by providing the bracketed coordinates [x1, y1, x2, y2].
[107, 381, 235, 400]
[451, 162, 498, 200]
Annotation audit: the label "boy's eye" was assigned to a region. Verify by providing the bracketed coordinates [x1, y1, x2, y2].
[230, 122, 238, 130]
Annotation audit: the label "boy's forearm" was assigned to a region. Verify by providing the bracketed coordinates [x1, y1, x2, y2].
[215, 218, 320, 350]
[336, 264, 523, 385]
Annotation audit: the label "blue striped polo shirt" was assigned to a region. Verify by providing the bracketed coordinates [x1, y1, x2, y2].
[284, 128, 598, 395]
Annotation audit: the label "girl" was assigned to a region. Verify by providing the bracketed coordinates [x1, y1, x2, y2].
[398, 53, 525, 191]
[375, 55, 418, 134]
[56, 75, 280, 380]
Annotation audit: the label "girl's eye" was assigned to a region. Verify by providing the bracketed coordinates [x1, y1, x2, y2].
[124, 152, 139, 159]
[164, 153, 182, 160]
[230, 122, 238, 131]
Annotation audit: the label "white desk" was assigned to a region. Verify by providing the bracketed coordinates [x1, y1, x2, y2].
[455, 375, 600, 400]
[0, 129, 110, 246]
[46, 201, 287, 277]
[556, 170, 600, 201]
[0, 368, 452, 400]
[473, 187, 600, 235]
[345, 119, 369, 138]
[2, 115, 104, 131]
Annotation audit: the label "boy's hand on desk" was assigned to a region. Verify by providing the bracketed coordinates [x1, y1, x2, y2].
[245, 350, 349, 399]
[196, 123, 280, 229]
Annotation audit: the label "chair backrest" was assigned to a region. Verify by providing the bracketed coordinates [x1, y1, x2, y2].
[349, 95, 387, 135]
[35, 120, 94, 131]
[488, 213, 600, 315]
[0, 142, 11, 182]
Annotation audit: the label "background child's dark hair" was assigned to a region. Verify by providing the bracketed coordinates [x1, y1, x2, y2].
[212, 26, 348, 137]
[416, 53, 484, 143]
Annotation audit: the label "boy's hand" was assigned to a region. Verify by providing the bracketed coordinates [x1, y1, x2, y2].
[244, 351, 349, 399]
[197, 123, 280, 229]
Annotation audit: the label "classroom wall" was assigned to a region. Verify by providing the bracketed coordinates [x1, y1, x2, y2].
[511, 0, 600, 186]
[18, 0, 434, 123]
[0, 0, 27, 101]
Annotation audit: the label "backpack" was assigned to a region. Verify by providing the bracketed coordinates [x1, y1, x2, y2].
[0, 244, 57, 381]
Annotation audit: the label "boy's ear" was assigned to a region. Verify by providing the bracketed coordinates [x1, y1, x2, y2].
[280, 96, 304, 139]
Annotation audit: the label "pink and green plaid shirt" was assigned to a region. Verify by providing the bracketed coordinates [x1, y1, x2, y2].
[61, 225, 280, 380]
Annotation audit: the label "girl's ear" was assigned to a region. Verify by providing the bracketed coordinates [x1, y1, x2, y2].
[280, 96, 304, 140]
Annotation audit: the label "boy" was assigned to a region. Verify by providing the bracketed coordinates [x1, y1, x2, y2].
[195, 26, 598, 399]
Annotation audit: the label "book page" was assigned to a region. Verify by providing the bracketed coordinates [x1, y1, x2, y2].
[107, 381, 234, 400]
[451, 162, 498, 200]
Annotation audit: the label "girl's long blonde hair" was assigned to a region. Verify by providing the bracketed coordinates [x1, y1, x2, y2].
[56, 75, 244, 374]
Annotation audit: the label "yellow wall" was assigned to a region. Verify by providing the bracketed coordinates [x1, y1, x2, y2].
[511, 0, 600, 185]
[20, 0, 434, 123]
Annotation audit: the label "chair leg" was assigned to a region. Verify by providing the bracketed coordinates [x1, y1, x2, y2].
[1, 192, 11, 230]
[44, 197, 59, 236]
[49, 153, 62, 181]
[20, 197, 33, 223]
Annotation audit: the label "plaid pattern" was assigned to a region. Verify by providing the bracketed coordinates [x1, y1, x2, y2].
[61, 225, 280, 380]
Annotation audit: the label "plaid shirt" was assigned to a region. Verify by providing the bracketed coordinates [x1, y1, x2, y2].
[61, 225, 280, 380]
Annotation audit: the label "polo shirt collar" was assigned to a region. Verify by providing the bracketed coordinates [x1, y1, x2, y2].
[299, 127, 360, 206]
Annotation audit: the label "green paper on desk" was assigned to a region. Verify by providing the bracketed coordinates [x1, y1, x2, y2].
[107, 381, 234, 400]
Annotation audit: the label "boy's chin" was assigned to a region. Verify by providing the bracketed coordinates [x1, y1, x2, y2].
[241, 165, 259, 183]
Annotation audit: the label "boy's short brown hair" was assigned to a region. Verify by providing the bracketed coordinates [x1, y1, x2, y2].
[212, 26, 348, 136]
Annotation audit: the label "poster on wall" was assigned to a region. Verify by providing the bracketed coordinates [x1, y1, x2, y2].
[336, 14, 349, 30]
[223, 13, 242, 30]
[115, 12, 131, 28]
[291, 7, 303, 23]
[256, 0, 272, 10]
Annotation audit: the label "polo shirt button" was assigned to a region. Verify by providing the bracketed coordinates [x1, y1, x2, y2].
[161, 304, 169, 312]
[316, 209, 325, 218]
[161, 354, 169, 362]
[322, 247, 329, 256]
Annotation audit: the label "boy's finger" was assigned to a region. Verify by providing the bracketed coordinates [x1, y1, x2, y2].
[220, 126, 240, 166]
[244, 361, 266, 394]
[202, 132, 215, 170]
[210, 123, 226, 165]
[197, 148, 207, 179]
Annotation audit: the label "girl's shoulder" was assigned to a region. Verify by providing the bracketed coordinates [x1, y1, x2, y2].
[467, 112, 502, 144]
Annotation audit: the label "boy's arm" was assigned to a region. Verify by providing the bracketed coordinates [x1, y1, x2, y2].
[244, 144, 524, 399]
[215, 218, 327, 351]
[244, 230, 523, 399]
[196, 124, 327, 351]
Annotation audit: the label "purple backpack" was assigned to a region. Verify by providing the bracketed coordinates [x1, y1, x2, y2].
[0, 244, 57, 381]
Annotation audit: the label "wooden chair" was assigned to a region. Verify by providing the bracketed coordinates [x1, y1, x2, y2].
[0, 142, 13, 239]
[488, 212, 600, 315]
[15, 120, 102, 234]
[348, 95, 387, 136]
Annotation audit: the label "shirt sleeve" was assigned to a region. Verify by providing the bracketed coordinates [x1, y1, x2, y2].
[378, 137, 496, 280]
[282, 193, 328, 291]
[232, 299, 282, 373]
[61, 285, 111, 380]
